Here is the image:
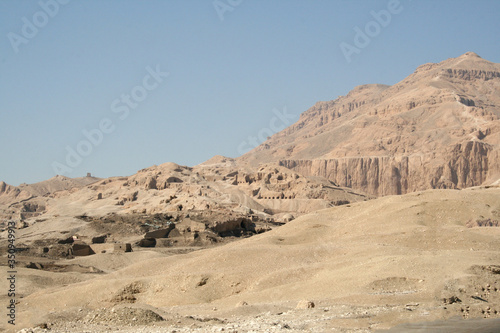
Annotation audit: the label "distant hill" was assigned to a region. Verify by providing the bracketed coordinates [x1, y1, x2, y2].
[0, 175, 101, 221]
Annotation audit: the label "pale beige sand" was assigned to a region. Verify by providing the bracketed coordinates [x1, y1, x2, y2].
[3, 186, 499, 332]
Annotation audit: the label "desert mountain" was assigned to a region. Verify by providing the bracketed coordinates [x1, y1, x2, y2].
[239, 52, 500, 196]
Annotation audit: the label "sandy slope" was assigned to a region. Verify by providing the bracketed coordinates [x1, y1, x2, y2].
[5, 186, 499, 332]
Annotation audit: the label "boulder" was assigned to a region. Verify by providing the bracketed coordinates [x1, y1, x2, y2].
[296, 300, 315, 309]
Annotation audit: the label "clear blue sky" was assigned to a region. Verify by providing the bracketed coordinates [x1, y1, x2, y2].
[1, 0, 499, 186]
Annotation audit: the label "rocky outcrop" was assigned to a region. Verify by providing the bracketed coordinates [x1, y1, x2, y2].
[442, 68, 500, 81]
[0, 181, 31, 204]
[446, 141, 491, 188]
[280, 156, 421, 196]
[280, 141, 498, 196]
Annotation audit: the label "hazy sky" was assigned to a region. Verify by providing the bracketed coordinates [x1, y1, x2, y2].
[1, 0, 499, 186]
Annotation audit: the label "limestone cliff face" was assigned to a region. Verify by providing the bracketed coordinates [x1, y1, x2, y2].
[279, 141, 498, 196]
[442, 68, 500, 81]
[446, 141, 491, 189]
[240, 53, 500, 196]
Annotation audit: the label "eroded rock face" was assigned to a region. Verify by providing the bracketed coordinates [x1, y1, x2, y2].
[280, 141, 499, 196]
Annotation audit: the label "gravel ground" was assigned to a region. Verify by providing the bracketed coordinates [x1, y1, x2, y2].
[16, 305, 378, 333]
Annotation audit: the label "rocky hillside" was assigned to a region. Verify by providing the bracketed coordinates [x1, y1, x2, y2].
[0, 175, 101, 223]
[238, 52, 500, 196]
[0, 160, 369, 232]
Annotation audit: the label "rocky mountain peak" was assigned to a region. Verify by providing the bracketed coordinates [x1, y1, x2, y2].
[238, 53, 500, 196]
